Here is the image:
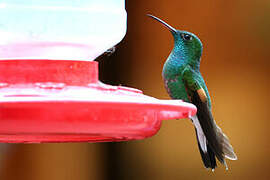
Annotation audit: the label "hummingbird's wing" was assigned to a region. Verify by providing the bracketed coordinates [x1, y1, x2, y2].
[182, 65, 237, 169]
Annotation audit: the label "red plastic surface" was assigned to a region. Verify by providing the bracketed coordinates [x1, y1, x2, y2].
[0, 60, 196, 143]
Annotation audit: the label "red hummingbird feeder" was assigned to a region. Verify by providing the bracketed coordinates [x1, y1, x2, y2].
[0, 0, 196, 143]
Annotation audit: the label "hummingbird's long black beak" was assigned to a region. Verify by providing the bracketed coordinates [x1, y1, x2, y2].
[147, 14, 177, 34]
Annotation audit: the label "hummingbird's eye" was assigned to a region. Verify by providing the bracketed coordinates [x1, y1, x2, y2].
[181, 33, 192, 41]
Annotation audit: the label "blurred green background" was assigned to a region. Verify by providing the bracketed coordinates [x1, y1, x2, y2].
[1, 0, 269, 179]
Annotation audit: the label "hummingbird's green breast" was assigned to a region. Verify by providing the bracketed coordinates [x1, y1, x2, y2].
[162, 55, 212, 108]
[162, 56, 190, 102]
[164, 76, 189, 102]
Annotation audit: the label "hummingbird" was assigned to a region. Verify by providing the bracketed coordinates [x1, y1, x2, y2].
[147, 14, 237, 170]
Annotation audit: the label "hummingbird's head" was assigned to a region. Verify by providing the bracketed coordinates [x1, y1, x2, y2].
[147, 14, 203, 65]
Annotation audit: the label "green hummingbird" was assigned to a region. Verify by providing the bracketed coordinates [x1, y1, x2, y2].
[147, 14, 237, 170]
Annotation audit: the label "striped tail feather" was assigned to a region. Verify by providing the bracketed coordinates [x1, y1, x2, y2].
[195, 128, 216, 169]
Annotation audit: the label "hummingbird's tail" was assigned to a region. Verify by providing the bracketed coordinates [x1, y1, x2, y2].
[192, 115, 237, 170]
